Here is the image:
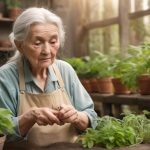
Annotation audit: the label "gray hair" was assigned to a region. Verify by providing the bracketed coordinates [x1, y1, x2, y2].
[9, 7, 65, 48]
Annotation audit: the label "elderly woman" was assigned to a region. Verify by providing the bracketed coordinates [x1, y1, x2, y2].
[0, 7, 97, 149]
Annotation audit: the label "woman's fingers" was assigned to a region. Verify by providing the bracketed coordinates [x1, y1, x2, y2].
[58, 105, 78, 123]
[31, 106, 79, 126]
[32, 107, 61, 125]
[47, 109, 61, 125]
[62, 111, 78, 123]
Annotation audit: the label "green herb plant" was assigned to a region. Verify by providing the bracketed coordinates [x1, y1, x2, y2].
[111, 43, 150, 90]
[64, 57, 91, 78]
[0, 108, 14, 135]
[5, 0, 21, 9]
[89, 51, 113, 78]
[78, 111, 150, 149]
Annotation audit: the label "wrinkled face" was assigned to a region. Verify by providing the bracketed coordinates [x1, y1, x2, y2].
[17, 23, 60, 69]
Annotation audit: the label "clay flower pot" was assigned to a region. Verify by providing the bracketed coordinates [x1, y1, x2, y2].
[8, 7, 22, 20]
[80, 79, 92, 93]
[89, 78, 99, 93]
[138, 74, 150, 95]
[112, 78, 131, 94]
[97, 77, 114, 94]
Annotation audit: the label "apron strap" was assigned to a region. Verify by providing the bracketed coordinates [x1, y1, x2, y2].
[17, 57, 25, 92]
[52, 63, 65, 89]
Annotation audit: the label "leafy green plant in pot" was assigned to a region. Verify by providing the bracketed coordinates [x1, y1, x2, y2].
[112, 54, 138, 94]
[90, 51, 114, 94]
[132, 43, 150, 95]
[76, 57, 96, 93]
[0, 108, 14, 150]
[112, 43, 150, 95]
[64, 57, 93, 92]
[0, 0, 5, 18]
[81, 57, 100, 93]
[112, 44, 150, 95]
[5, 0, 21, 20]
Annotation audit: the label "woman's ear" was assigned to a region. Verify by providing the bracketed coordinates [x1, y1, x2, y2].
[14, 40, 24, 54]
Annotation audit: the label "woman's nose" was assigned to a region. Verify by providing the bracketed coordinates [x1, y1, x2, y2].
[42, 43, 51, 54]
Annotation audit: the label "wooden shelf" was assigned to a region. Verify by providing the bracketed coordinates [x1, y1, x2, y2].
[0, 18, 14, 23]
[0, 47, 15, 51]
[90, 93, 150, 117]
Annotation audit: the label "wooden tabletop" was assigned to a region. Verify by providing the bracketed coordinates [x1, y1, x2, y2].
[4, 141, 150, 150]
[35, 143, 150, 150]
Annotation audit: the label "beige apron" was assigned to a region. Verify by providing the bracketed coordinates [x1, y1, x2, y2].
[4, 60, 78, 150]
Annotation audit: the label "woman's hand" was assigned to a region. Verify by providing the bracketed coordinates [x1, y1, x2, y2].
[19, 107, 61, 136]
[32, 107, 61, 126]
[58, 104, 89, 131]
[58, 104, 78, 124]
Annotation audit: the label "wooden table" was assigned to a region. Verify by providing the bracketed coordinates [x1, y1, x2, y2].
[35, 142, 150, 150]
[90, 93, 150, 117]
[4, 140, 150, 150]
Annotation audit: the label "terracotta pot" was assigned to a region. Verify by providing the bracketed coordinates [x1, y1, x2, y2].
[97, 77, 114, 94]
[89, 78, 99, 93]
[112, 78, 131, 94]
[138, 74, 150, 95]
[0, 135, 6, 150]
[8, 8, 22, 20]
[80, 79, 92, 93]
[0, 1, 5, 18]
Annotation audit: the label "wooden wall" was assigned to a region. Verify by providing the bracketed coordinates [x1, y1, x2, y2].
[51, 0, 90, 57]
[19, 0, 89, 57]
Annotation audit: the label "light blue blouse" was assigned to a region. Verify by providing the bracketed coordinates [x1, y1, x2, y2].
[0, 58, 97, 141]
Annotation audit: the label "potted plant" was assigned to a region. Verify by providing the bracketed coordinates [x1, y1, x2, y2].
[0, 108, 14, 150]
[89, 51, 114, 94]
[111, 54, 138, 94]
[64, 57, 93, 93]
[131, 43, 150, 95]
[0, 0, 5, 18]
[111, 43, 150, 95]
[5, 0, 21, 20]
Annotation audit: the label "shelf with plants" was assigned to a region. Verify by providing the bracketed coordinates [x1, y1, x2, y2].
[64, 51, 114, 94]
[65, 42, 150, 96]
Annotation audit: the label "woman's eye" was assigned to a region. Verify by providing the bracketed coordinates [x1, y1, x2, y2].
[34, 41, 41, 46]
[50, 39, 57, 44]
[51, 41, 55, 44]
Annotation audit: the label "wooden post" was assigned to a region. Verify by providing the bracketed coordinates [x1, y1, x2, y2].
[72, 0, 90, 57]
[50, 0, 90, 57]
[119, 0, 130, 56]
